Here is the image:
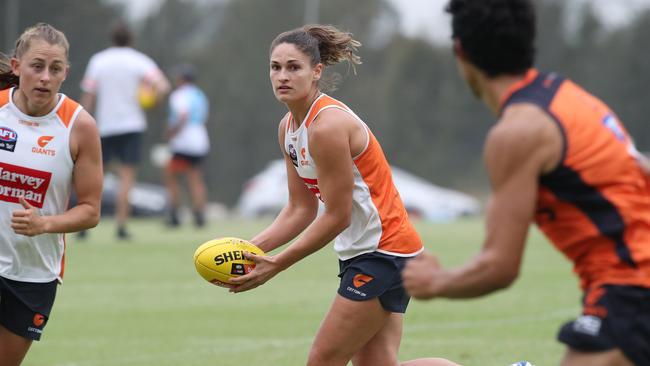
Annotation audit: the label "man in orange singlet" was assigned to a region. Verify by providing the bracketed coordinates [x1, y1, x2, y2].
[402, 1, 650, 365]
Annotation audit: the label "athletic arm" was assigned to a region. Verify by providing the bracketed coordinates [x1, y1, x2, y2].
[79, 91, 96, 115]
[247, 117, 319, 253]
[271, 114, 355, 269]
[11, 110, 103, 235]
[231, 111, 356, 292]
[165, 111, 188, 140]
[403, 105, 561, 299]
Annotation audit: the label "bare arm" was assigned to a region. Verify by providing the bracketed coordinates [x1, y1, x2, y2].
[11, 110, 103, 235]
[231, 110, 358, 292]
[79, 92, 96, 115]
[403, 105, 562, 299]
[247, 116, 319, 253]
[165, 111, 188, 140]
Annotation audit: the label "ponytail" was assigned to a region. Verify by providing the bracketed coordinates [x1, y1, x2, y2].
[270, 24, 362, 91]
[303, 24, 361, 72]
[271, 24, 362, 71]
[0, 53, 18, 90]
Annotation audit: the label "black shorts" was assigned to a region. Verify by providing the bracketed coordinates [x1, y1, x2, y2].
[558, 285, 650, 365]
[171, 152, 206, 166]
[338, 252, 411, 313]
[0, 276, 58, 341]
[101, 132, 143, 165]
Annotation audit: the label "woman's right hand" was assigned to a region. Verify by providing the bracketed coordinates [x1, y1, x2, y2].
[228, 252, 283, 293]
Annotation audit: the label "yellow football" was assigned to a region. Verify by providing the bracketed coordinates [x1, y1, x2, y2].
[137, 84, 157, 110]
[193, 237, 265, 287]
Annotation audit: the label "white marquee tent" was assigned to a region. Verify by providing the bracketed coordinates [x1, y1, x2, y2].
[235, 160, 481, 222]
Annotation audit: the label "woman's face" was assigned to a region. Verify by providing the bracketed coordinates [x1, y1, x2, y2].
[11, 39, 68, 114]
[270, 42, 322, 104]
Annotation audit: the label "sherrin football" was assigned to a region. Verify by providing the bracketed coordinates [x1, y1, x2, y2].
[193, 237, 265, 287]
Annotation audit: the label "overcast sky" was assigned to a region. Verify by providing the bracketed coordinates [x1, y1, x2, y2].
[109, 0, 650, 44]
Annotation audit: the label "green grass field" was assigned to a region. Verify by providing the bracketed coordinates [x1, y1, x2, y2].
[23, 217, 580, 366]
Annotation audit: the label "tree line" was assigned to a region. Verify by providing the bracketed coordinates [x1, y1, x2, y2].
[3, 0, 648, 206]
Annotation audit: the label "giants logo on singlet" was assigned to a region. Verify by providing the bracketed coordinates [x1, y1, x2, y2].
[0, 161, 51, 208]
[32, 136, 56, 156]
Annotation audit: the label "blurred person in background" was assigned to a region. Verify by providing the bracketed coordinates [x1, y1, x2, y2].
[80, 20, 170, 240]
[163, 64, 210, 228]
[0, 23, 102, 365]
[402, 0, 650, 365]
[229, 24, 458, 366]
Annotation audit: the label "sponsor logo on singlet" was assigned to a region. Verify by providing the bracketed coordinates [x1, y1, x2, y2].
[32, 136, 56, 156]
[301, 177, 322, 200]
[0, 161, 52, 208]
[0, 126, 18, 152]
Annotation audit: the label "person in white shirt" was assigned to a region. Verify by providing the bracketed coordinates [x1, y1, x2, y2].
[164, 64, 210, 228]
[0, 23, 102, 366]
[80, 21, 170, 239]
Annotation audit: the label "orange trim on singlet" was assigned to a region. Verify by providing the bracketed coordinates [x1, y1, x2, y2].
[354, 131, 423, 255]
[305, 95, 347, 128]
[59, 234, 66, 279]
[56, 97, 80, 128]
[0, 88, 9, 107]
[498, 68, 539, 111]
[286, 95, 349, 131]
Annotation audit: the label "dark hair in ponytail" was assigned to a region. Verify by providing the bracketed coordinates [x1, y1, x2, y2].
[0, 52, 18, 90]
[270, 24, 362, 90]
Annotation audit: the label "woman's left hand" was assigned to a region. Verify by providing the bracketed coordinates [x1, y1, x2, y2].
[228, 252, 282, 293]
[11, 196, 47, 236]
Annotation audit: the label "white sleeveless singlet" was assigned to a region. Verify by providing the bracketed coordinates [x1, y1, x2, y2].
[0, 88, 79, 282]
[284, 94, 423, 260]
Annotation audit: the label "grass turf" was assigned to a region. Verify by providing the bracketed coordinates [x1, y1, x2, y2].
[23, 217, 579, 366]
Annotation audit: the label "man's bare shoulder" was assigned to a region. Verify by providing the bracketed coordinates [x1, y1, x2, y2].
[487, 103, 563, 174]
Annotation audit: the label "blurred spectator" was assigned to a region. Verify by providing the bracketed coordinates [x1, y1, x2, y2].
[80, 20, 170, 239]
[164, 64, 210, 228]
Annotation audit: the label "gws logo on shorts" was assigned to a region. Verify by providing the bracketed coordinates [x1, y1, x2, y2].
[33, 313, 45, 327]
[32, 135, 56, 156]
[353, 274, 373, 288]
[0, 126, 18, 152]
[27, 313, 46, 335]
[346, 274, 374, 298]
[572, 315, 602, 336]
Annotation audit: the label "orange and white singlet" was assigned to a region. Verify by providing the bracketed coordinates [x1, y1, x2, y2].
[284, 94, 423, 260]
[0, 88, 80, 282]
[501, 69, 650, 290]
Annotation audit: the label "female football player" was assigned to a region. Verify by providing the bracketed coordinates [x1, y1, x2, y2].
[0, 23, 102, 365]
[229, 24, 458, 366]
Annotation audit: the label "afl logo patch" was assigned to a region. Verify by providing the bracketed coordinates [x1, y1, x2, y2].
[0, 126, 17, 152]
[288, 144, 298, 167]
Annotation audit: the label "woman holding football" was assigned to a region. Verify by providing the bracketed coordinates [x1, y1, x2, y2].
[0, 23, 102, 365]
[229, 24, 457, 366]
